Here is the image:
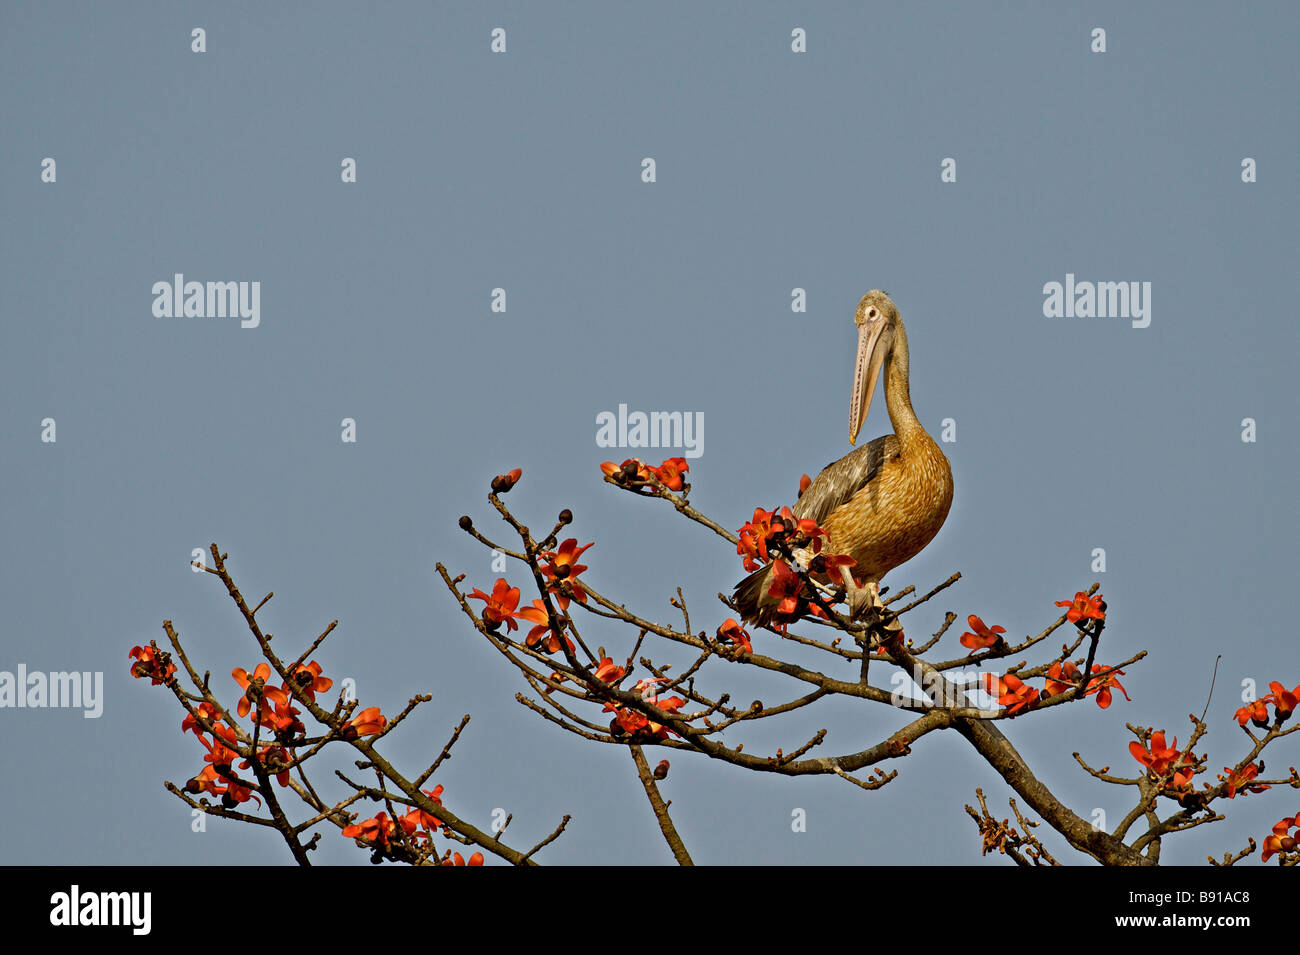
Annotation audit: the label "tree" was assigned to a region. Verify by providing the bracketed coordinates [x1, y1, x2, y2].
[131, 460, 1300, 866]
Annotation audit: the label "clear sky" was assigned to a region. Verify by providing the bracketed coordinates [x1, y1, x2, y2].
[2, 1, 1297, 866]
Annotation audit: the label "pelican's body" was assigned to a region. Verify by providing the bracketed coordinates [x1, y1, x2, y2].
[734, 290, 952, 624]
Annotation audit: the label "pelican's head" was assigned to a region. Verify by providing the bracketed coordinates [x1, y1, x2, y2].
[849, 289, 899, 445]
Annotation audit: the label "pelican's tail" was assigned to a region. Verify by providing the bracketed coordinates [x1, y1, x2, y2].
[732, 562, 779, 627]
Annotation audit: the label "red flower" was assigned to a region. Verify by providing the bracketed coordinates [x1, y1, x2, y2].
[1044, 660, 1082, 697]
[982, 672, 1039, 715]
[1056, 591, 1105, 623]
[539, 539, 593, 610]
[516, 599, 575, 655]
[402, 785, 446, 833]
[182, 702, 222, 738]
[737, 505, 829, 578]
[593, 656, 626, 684]
[1086, 665, 1130, 709]
[258, 697, 304, 738]
[601, 458, 655, 487]
[188, 764, 262, 808]
[1166, 766, 1198, 804]
[959, 614, 1006, 654]
[737, 507, 778, 572]
[1129, 731, 1181, 777]
[342, 812, 417, 851]
[467, 578, 522, 631]
[242, 744, 294, 787]
[199, 722, 239, 763]
[716, 618, 753, 654]
[444, 851, 485, 866]
[785, 507, 824, 544]
[129, 644, 177, 685]
[286, 660, 333, 702]
[1235, 698, 1272, 729]
[768, 561, 805, 617]
[604, 678, 686, 741]
[1269, 682, 1298, 722]
[798, 474, 812, 498]
[491, 468, 523, 493]
[344, 706, 387, 738]
[1221, 762, 1268, 799]
[232, 663, 289, 719]
[1261, 815, 1299, 862]
[649, 457, 689, 491]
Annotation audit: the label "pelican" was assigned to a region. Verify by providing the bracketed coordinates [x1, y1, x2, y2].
[733, 290, 953, 625]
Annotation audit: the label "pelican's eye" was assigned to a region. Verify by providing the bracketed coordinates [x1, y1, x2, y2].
[866, 307, 879, 320]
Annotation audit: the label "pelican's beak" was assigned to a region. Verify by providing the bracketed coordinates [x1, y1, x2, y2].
[849, 318, 889, 445]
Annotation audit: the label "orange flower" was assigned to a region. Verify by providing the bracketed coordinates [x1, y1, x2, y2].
[1056, 591, 1105, 623]
[1084, 665, 1128, 708]
[185, 764, 227, 796]
[737, 507, 778, 572]
[737, 505, 828, 577]
[1268, 682, 1298, 722]
[959, 614, 1006, 654]
[187, 764, 262, 809]
[649, 457, 689, 491]
[444, 851, 485, 866]
[258, 697, 304, 739]
[242, 744, 294, 787]
[1129, 731, 1181, 777]
[768, 561, 805, 617]
[467, 578, 522, 631]
[777, 506, 827, 555]
[286, 660, 333, 702]
[798, 474, 812, 498]
[402, 785, 445, 833]
[601, 458, 655, 487]
[593, 657, 626, 684]
[181, 702, 222, 738]
[1044, 660, 1082, 697]
[1221, 762, 1268, 799]
[491, 468, 523, 493]
[716, 618, 753, 654]
[129, 644, 177, 685]
[1166, 766, 1198, 806]
[1261, 815, 1299, 862]
[342, 812, 416, 851]
[539, 539, 593, 610]
[809, 553, 856, 578]
[232, 663, 289, 718]
[199, 731, 239, 780]
[344, 706, 387, 738]
[1234, 698, 1272, 728]
[516, 599, 576, 655]
[604, 678, 687, 741]
[982, 672, 1039, 715]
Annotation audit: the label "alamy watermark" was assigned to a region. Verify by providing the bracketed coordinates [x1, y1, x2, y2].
[1042, 274, 1151, 328]
[595, 404, 703, 459]
[0, 665, 103, 718]
[50, 885, 150, 935]
[152, 274, 260, 328]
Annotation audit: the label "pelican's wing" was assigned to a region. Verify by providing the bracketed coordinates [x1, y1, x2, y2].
[792, 433, 899, 527]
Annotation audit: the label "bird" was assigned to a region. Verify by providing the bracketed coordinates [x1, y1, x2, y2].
[732, 290, 953, 627]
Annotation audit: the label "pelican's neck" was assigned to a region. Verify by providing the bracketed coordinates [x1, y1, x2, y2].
[882, 320, 931, 451]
